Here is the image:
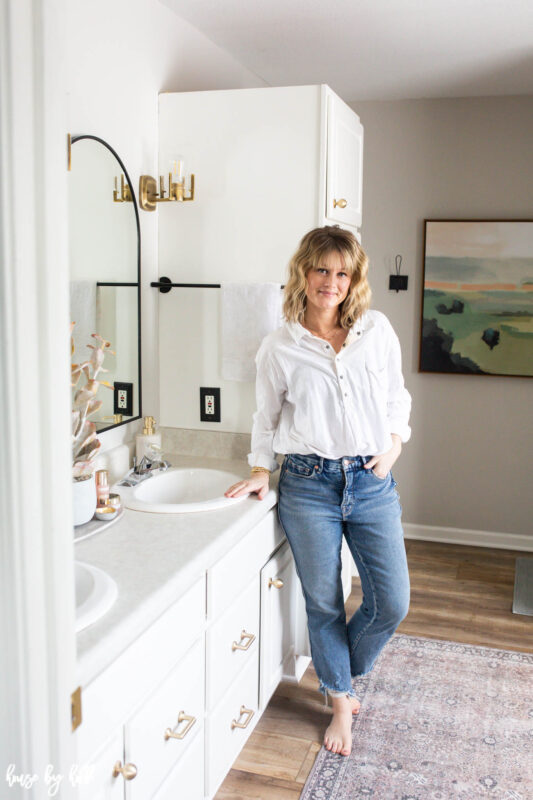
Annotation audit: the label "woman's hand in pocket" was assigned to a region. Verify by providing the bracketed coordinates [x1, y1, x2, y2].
[364, 435, 402, 479]
[224, 472, 270, 501]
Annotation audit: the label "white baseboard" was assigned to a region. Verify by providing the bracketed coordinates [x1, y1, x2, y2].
[403, 522, 533, 552]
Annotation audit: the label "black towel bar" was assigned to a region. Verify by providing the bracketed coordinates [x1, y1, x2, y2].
[151, 277, 284, 293]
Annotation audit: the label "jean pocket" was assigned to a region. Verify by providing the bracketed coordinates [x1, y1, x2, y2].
[286, 454, 321, 478]
[370, 468, 389, 481]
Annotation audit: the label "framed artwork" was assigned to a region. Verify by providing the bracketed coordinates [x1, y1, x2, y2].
[419, 220, 533, 378]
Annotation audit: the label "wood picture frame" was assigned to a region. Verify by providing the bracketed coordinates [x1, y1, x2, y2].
[419, 219, 533, 378]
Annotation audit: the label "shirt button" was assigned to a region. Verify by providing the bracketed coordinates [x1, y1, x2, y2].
[357, 331, 361, 336]
[339, 375, 344, 379]
[344, 392, 348, 397]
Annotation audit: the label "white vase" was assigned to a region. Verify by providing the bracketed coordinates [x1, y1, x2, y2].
[72, 474, 97, 526]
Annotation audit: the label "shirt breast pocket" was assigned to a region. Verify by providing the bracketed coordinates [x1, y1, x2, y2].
[365, 356, 388, 401]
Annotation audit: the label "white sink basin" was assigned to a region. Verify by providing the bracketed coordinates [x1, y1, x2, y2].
[75, 561, 118, 633]
[120, 467, 249, 513]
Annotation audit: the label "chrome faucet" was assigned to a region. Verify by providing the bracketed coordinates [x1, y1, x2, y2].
[133, 453, 171, 475]
[118, 448, 171, 487]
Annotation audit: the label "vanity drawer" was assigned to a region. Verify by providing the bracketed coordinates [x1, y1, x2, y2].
[152, 730, 204, 800]
[205, 649, 259, 798]
[125, 636, 204, 800]
[77, 573, 206, 764]
[207, 509, 284, 618]
[206, 575, 259, 711]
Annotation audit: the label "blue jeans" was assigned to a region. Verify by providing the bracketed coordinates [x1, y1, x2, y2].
[278, 453, 410, 703]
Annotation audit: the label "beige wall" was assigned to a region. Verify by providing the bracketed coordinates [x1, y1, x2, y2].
[350, 96, 533, 538]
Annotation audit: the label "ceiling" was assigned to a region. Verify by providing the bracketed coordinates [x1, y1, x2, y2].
[160, 0, 533, 102]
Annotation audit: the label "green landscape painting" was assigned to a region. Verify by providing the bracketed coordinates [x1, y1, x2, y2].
[420, 220, 533, 377]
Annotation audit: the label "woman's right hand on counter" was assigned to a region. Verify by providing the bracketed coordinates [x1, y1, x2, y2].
[224, 473, 270, 501]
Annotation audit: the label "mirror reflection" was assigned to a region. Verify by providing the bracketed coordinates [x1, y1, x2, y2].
[68, 135, 141, 430]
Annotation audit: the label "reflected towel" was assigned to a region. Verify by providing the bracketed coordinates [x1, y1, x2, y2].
[221, 282, 283, 381]
[70, 281, 96, 359]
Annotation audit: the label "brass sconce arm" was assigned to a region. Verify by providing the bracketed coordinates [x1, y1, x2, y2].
[113, 174, 132, 203]
[139, 174, 195, 212]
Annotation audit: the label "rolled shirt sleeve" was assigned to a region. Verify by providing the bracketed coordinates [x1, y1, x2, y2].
[247, 343, 287, 472]
[386, 325, 412, 443]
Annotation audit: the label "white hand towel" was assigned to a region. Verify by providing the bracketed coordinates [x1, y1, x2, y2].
[221, 282, 283, 381]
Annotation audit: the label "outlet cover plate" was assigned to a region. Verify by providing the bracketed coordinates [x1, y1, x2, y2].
[200, 387, 221, 422]
[114, 382, 133, 416]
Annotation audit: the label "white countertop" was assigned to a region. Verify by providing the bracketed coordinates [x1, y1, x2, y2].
[75, 454, 280, 687]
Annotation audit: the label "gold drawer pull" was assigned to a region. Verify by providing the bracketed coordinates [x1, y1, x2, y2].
[112, 761, 137, 781]
[232, 629, 256, 651]
[164, 710, 196, 740]
[333, 198, 347, 208]
[231, 705, 255, 730]
[268, 577, 283, 589]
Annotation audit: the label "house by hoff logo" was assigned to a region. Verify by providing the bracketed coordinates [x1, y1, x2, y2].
[5, 763, 95, 795]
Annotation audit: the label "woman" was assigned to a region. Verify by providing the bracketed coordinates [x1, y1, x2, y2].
[225, 225, 412, 757]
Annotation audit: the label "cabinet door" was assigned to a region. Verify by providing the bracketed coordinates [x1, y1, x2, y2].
[125, 637, 204, 800]
[205, 649, 259, 798]
[259, 540, 295, 709]
[78, 730, 125, 800]
[152, 731, 204, 800]
[326, 93, 363, 229]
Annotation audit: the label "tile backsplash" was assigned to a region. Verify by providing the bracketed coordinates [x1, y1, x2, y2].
[161, 427, 251, 461]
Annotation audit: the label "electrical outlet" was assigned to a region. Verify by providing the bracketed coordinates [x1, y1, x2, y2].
[200, 387, 220, 422]
[114, 382, 133, 416]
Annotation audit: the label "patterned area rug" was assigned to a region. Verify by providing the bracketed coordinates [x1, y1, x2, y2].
[300, 634, 533, 800]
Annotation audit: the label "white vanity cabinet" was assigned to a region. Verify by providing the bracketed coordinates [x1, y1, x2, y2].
[157, 84, 364, 286]
[259, 539, 297, 709]
[75, 507, 314, 800]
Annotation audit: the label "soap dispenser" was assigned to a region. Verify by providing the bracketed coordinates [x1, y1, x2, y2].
[136, 416, 162, 462]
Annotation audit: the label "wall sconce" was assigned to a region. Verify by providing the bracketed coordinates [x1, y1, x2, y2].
[139, 157, 195, 212]
[113, 175, 132, 203]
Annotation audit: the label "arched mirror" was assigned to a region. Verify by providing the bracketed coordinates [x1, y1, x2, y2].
[68, 134, 141, 431]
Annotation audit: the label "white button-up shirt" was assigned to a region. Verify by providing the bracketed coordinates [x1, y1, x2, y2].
[248, 310, 412, 472]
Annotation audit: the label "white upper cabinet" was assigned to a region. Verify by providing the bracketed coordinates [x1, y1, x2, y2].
[158, 84, 363, 286]
[326, 93, 364, 229]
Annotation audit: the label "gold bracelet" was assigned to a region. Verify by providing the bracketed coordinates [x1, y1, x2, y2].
[251, 467, 271, 475]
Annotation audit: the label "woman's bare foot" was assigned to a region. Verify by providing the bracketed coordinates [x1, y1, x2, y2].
[323, 694, 359, 755]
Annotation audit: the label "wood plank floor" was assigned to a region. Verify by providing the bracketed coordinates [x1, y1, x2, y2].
[214, 539, 533, 800]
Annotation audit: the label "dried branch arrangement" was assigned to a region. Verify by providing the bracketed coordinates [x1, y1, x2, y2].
[71, 322, 114, 480]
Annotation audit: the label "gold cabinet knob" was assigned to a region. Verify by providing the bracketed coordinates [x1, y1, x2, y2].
[231, 705, 255, 730]
[112, 761, 137, 781]
[268, 577, 283, 589]
[164, 710, 196, 740]
[232, 629, 256, 651]
[333, 198, 347, 208]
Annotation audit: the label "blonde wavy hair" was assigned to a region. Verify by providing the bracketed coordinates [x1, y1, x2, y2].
[282, 226, 372, 329]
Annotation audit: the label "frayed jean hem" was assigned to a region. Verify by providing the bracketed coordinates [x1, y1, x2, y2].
[320, 682, 357, 707]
